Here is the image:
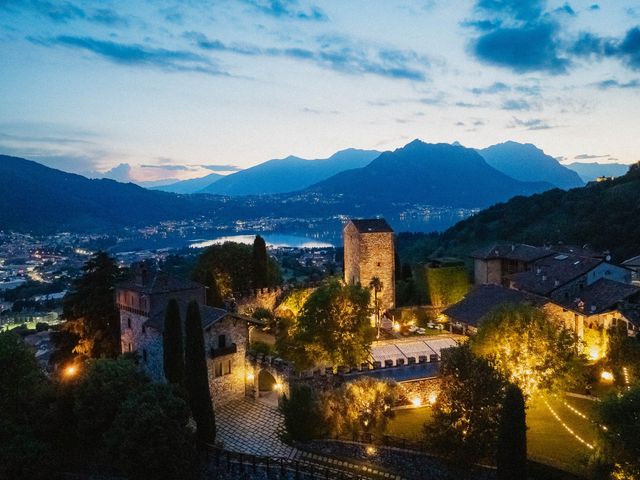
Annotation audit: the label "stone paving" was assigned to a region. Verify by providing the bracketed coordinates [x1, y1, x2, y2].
[216, 398, 297, 458]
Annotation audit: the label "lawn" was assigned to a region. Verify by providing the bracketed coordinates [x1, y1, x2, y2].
[386, 406, 433, 441]
[385, 394, 600, 478]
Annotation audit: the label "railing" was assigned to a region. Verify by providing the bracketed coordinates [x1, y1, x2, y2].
[210, 343, 237, 358]
[206, 446, 398, 479]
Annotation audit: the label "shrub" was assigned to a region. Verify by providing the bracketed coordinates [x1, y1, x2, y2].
[281, 384, 325, 441]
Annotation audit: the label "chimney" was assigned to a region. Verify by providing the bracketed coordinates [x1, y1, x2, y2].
[554, 279, 560, 287]
[536, 267, 542, 275]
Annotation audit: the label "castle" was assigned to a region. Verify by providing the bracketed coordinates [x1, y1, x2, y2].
[116, 266, 257, 407]
[343, 218, 396, 315]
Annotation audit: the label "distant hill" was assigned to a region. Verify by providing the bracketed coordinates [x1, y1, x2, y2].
[306, 140, 553, 208]
[478, 141, 583, 189]
[0, 154, 221, 233]
[564, 162, 631, 182]
[199, 148, 380, 195]
[438, 162, 640, 260]
[151, 173, 223, 194]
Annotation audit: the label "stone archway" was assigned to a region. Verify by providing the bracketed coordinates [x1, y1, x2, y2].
[257, 369, 278, 406]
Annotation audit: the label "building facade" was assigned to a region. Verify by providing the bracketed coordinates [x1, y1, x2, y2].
[343, 218, 395, 314]
[116, 267, 254, 408]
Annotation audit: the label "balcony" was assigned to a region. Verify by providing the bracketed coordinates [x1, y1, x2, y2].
[210, 343, 237, 358]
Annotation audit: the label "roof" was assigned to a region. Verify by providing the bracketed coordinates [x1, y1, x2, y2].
[623, 255, 640, 268]
[347, 218, 394, 234]
[553, 279, 640, 315]
[117, 270, 203, 295]
[145, 301, 232, 332]
[443, 284, 547, 327]
[470, 244, 553, 262]
[508, 255, 603, 296]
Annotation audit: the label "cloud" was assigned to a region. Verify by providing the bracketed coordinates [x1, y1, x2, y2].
[589, 4, 600, 11]
[302, 107, 340, 114]
[501, 98, 533, 110]
[572, 27, 640, 71]
[475, 0, 545, 22]
[574, 153, 610, 159]
[185, 31, 429, 81]
[509, 117, 554, 130]
[554, 3, 576, 16]
[30, 35, 229, 76]
[240, 0, 327, 21]
[594, 78, 640, 89]
[101, 163, 134, 182]
[2, 1, 129, 27]
[470, 81, 510, 95]
[473, 22, 569, 74]
[140, 164, 194, 171]
[201, 164, 242, 172]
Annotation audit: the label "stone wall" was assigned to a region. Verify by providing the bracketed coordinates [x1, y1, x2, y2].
[473, 258, 502, 285]
[398, 378, 441, 405]
[205, 315, 249, 408]
[343, 222, 396, 313]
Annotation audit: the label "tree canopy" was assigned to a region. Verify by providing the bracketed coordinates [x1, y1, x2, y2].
[283, 279, 373, 369]
[471, 304, 579, 397]
[58, 251, 122, 359]
[425, 344, 506, 463]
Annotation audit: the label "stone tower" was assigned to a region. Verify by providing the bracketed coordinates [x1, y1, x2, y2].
[343, 218, 395, 314]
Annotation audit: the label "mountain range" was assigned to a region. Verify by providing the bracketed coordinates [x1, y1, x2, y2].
[198, 148, 380, 196]
[0, 139, 597, 233]
[151, 173, 223, 194]
[306, 140, 552, 208]
[478, 141, 583, 189]
[564, 162, 631, 182]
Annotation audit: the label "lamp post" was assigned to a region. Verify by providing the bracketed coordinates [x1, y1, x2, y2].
[369, 277, 383, 339]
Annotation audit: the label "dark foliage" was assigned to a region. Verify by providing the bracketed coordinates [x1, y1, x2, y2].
[163, 299, 185, 385]
[184, 300, 216, 443]
[497, 384, 527, 480]
[281, 383, 325, 441]
[252, 235, 269, 288]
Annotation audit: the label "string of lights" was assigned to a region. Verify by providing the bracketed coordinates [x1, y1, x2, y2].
[544, 399, 595, 450]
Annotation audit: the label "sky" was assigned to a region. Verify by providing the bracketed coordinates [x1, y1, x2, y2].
[1, 0, 639, 183]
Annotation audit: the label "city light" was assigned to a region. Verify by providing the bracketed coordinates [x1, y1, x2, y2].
[544, 399, 594, 450]
[64, 365, 77, 378]
[411, 397, 422, 407]
[365, 445, 377, 456]
[246, 372, 255, 382]
[428, 392, 438, 406]
[588, 346, 601, 361]
[273, 382, 282, 391]
[392, 322, 401, 332]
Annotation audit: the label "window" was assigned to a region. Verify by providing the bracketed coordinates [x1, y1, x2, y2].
[376, 262, 381, 267]
[142, 325, 146, 334]
[128, 343, 132, 353]
[214, 362, 223, 377]
[223, 360, 231, 375]
[142, 349, 148, 363]
[127, 318, 132, 329]
[218, 334, 226, 348]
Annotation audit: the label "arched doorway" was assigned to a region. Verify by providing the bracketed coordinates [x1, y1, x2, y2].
[258, 370, 279, 406]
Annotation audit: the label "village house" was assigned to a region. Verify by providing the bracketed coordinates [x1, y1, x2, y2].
[445, 244, 640, 355]
[116, 265, 259, 408]
[623, 254, 640, 284]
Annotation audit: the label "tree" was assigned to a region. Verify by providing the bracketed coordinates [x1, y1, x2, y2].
[369, 276, 383, 339]
[184, 300, 216, 444]
[291, 279, 373, 369]
[471, 304, 579, 397]
[163, 299, 185, 386]
[425, 344, 506, 464]
[597, 385, 640, 479]
[252, 235, 269, 289]
[0, 332, 54, 479]
[606, 322, 640, 380]
[497, 384, 527, 480]
[424, 264, 470, 307]
[281, 383, 325, 441]
[59, 251, 121, 358]
[105, 384, 198, 480]
[322, 378, 399, 439]
[74, 358, 148, 446]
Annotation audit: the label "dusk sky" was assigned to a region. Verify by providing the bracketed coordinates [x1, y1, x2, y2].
[1, 0, 639, 183]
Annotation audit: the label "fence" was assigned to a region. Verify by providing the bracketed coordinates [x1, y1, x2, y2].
[206, 447, 397, 480]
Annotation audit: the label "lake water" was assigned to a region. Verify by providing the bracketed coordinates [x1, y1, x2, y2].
[189, 209, 476, 249]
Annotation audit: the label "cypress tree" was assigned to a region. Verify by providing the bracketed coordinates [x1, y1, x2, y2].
[252, 235, 269, 289]
[207, 272, 224, 308]
[184, 300, 216, 444]
[162, 299, 184, 385]
[497, 383, 527, 480]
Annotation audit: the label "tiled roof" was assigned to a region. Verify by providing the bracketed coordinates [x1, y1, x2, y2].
[623, 255, 640, 268]
[443, 284, 547, 327]
[553, 279, 640, 314]
[117, 271, 203, 294]
[145, 301, 230, 332]
[348, 218, 394, 233]
[470, 243, 553, 262]
[508, 255, 603, 296]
